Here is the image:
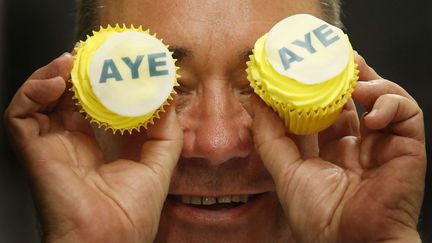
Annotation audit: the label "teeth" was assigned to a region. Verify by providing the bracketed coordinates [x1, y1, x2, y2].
[240, 195, 249, 203]
[217, 196, 231, 203]
[202, 197, 217, 205]
[231, 195, 241, 203]
[181, 196, 191, 204]
[179, 195, 250, 205]
[191, 196, 202, 205]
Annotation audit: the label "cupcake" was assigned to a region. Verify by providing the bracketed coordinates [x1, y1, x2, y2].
[246, 14, 358, 135]
[71, 24, 179, 134]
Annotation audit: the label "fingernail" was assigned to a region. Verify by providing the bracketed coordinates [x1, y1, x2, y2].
[61, 52, 72, 58]
[368, 109, 377, 117]
[48, 76, 61, 82]
[71, 42, 81, 54]
[73, 42, 81, 49]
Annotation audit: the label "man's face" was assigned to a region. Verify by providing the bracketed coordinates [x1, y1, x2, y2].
[98, 0, 322, 242]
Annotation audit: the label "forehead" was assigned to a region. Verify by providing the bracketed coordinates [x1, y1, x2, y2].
[100, 0, 323, 46]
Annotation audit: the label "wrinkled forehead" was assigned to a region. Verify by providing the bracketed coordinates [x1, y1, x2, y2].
[99, 0, 323, 43]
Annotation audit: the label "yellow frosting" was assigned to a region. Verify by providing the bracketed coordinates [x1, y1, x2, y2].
[71, 25, 178, 134]
[248, 33, 357, 111]
[246, 15, 358, 135]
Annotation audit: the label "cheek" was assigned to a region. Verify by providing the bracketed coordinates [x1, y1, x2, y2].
[173, 93, 192, 116]
[173, 93, 197, 131]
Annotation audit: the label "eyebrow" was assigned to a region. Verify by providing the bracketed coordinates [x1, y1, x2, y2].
[169, 46, 191, 61]
[242, 48, 254, 63]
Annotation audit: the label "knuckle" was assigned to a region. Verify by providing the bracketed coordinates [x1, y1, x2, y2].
[375, 93, 397, 105]
[381, 78, 398, 87]
[382, 93, 397, 99]
[407, 141, 427, 166]
[375, 79, 405, 93]
[20, 77, 34, 91]
[417, 106, 423, 118]
[3, 107, 11, 126]
[2, 107, 22, 139]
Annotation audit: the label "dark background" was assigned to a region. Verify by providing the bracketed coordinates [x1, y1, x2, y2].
[1, 0, 431, 242]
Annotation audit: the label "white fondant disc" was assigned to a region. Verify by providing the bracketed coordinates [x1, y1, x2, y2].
[89, 31, 175, 117]
[265, 14, 350, 85]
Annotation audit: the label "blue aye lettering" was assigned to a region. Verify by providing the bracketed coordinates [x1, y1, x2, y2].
[99, 52, 169, 83]
[278, 24, 341, 71]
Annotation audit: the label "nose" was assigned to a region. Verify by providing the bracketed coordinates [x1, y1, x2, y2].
[179, 80, 252, 166]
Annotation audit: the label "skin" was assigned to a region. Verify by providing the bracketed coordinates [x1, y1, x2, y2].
[3, 0, 426, 242]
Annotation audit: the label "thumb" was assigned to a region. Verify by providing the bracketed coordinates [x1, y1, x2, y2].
[244, 95, 302, 185]
[140, 106, 183, 185]
[354, 52, 382, 81]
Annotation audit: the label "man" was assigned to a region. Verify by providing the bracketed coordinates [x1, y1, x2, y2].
[3, 0, 426, 242]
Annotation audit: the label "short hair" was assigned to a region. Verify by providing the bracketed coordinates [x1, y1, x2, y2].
[320, 0, 342, 28]
[75, 0, 342, 41]
[76, 0, 101, 41]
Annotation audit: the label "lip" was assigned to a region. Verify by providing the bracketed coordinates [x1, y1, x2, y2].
[163, 192, 274, 227]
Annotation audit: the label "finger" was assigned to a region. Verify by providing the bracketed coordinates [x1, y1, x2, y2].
[244, 95, 302, 184]
[6, 53, 74, 118]
[71, 42, 80, 56]
[48, 81, 94, 135]
[363, 94, 424, 142]
[318, 99, 360, 148]
[319, 136, 362, 174]
[4, 54, 74, 141]
[4, 77, 67, 141]
[140, 106, 183, 181]
[355, 52, 382, 81]
[30, 52, 73, 81]
[353, 79, 415, 111]
[318, 99, 361, 172]
[6, 77, 66, 120]
[52, 82, 79, 112]
[359, 133, 426, 170]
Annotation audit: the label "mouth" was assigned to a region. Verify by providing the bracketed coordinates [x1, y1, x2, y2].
[167, 193, 263, 210]
[164, 192, 272, 226]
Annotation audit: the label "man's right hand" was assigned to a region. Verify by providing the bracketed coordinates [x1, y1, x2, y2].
[3, 53, 183, 243]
